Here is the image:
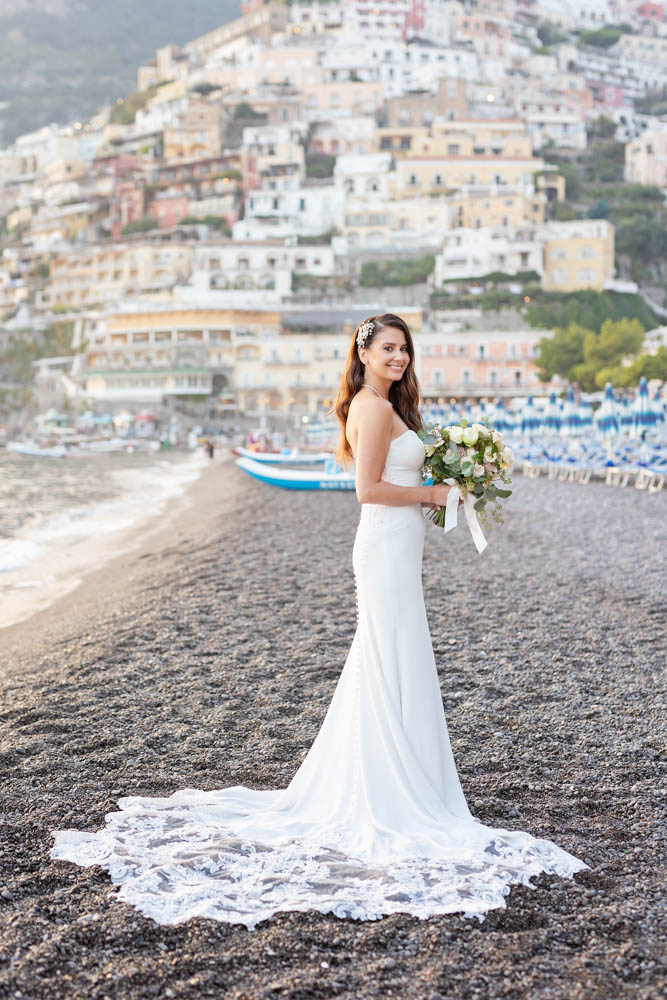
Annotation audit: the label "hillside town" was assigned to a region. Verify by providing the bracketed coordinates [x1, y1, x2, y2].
[1, 0, 666, 426]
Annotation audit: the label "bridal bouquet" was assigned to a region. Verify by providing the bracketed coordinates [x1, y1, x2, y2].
[417, 420, 514, 553]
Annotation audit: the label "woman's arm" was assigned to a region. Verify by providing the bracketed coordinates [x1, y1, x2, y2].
[352, 398, 452, 507]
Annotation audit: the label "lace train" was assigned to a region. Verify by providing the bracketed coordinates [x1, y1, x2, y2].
[50, 786, 588, 928]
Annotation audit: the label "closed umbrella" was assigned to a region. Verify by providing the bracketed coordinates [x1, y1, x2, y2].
[543, 390, 562, 434]
[619, 396, 634, 431]
[520, 394, 542, 436]
[651, 388, 665, 426]
[632, 376, 656, 435]
[490, 397, 515, 435]
[595, 382, 619, 437]
[579, 398, 594, 431]
[561, 386, 583, 436]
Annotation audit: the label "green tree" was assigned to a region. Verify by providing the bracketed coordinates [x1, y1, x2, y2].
[588, 115, 616, 139]
[579, 27, 622, 48]
[571, 318, 645, 388]
[535, 322, 589, 382]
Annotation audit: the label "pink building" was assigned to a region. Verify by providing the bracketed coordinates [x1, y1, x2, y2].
[418, 329, 551, 400]
[148, 194, 190, 228]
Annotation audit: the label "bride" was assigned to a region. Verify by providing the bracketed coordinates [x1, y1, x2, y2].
[50, 312, 589, 928]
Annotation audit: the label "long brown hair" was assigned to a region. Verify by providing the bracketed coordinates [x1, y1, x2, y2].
[333, 313, 421, 464]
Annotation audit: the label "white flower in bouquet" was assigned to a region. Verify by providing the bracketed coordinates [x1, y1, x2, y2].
[417, 417, 513, 537]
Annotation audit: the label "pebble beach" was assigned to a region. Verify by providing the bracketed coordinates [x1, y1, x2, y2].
[0, 455, 665, 1000]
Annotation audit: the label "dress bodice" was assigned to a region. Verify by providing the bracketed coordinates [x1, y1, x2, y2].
[382, 429, 425, 488]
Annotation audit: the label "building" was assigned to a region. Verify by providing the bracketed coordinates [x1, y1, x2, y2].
[433, 226, 543, 284]
[541, 220, 615, 293]
[37, 243, 194, 311]
[419, 326, 550, 399]
[625, 128, 667, 188]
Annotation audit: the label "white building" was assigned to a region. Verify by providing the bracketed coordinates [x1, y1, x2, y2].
[240, 183, 346, 237]
[433, 227, 543, 285]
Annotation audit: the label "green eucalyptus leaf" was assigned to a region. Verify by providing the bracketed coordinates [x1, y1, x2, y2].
[473, 497, 487, 512]
[495, 488, 512, 498]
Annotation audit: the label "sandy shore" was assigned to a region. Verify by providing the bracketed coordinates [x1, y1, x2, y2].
[0, 460, 664, 999]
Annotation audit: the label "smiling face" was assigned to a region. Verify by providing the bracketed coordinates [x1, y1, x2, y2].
[359, 325, 410, 383]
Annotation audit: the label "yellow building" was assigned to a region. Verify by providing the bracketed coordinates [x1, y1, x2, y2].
[542, 221, 614, 292]
[448, 186, 546, 228]
[235, 308, 423, 416]
[79, 307, 280, 404]
[38, 243, 194, 311]
[163, 124, 221, 163]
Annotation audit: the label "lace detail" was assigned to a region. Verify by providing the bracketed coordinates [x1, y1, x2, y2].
[50, 796, 587, 929]
[50, 427, 589, 928]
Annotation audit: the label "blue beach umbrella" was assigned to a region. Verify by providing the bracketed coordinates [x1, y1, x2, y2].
[561, 386, 584, 436]
[490, 397, 516, 435]
[579, 398, 594, 431]
[595, 382, 620, 437]
[619, 396, 634, 430]
[543, 391, 562, 434]
[652, 388, 665, 425]
[632, 376, 656, 435]
[520, 394, 542, 435]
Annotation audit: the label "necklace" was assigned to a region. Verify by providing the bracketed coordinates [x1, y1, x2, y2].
[362, 382, 389, 402]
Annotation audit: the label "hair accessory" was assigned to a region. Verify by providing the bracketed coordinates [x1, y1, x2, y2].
[356, 319, 375, 350]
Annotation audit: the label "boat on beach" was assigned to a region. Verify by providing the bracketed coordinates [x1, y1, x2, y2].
[235, 455, 355, 490]
[233, 446, 331, 466]
[7, 440, 67, 457]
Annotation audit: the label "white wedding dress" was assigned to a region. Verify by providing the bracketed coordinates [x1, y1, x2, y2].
[50, 430, 589, 928]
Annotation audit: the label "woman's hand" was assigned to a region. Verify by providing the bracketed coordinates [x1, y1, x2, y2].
[427, 483, 464, 510]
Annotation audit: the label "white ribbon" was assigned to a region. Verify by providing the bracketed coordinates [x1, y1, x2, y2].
[442, 479, 488, 554]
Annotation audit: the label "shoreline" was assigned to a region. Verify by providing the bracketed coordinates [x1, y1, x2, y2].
[1, 453, 235, 677]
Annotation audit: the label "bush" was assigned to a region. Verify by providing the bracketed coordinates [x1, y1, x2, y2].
[120, 217, 158, 235]
[305, 154, 336, 179]
[579, 27, 622, 48]
[360, 255, 435, 287]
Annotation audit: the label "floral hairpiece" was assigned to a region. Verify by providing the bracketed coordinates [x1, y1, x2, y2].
[356, 319, 375, 350]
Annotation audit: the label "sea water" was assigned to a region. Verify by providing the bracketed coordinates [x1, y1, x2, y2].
[0, 447, 207, 630]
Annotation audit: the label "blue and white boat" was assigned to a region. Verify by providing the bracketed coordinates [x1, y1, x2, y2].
[235, 456, 356, 490]
[234, 446, 331, 466]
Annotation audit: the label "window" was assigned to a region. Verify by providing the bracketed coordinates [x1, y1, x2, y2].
[489, 369, 498, 387]
[551, 267, 569, 284]
[408, 173, 418, 186]
[550, 247, 567, 261]
[478, 344, 486, 359]
[462, 370, 471, 385]
[299, 198, 306, 211]
[400, 137, 411, 149]
[578, 245, 596, 259]
[578, 268, 595, 283]
[448, 144, 460, 155]
[514, 370, 522, 386]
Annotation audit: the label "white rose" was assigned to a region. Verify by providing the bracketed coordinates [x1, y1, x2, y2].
[473, 463, 485, 478]
[483, 445, 494, 463]
[492, 430, 502, 445]
[424, 444, 436, 457]
[501, 446, 514, 468]
[448, 426, 464, 444]
[462, 427, 479, 446]
[466, 446, 476, 458]
[472, 423, 488, 436]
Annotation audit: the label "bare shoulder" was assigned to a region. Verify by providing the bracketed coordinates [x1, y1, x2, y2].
[347, 391, 393, 432]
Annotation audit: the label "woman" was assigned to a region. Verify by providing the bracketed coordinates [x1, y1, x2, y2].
[50, 313, 588, 928]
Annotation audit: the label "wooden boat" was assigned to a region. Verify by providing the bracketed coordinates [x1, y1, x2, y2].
[233, 446, 331, 466]
[235, 456, 355, 490]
